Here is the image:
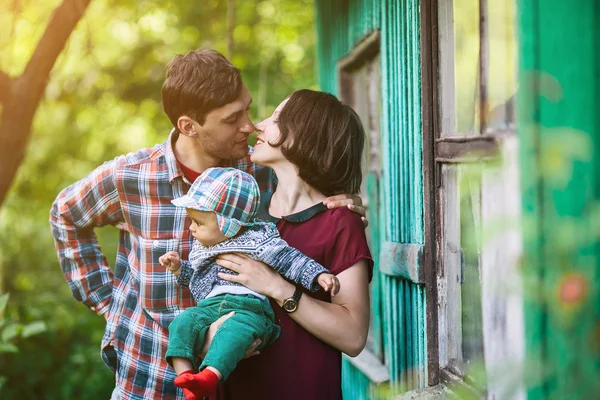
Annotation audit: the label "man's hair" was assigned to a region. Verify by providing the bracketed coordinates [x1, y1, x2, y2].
[162, 49, 243, 127]
[272, 89, 365, 196]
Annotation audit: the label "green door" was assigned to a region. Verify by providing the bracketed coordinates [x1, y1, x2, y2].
[519, 0, 600, 398]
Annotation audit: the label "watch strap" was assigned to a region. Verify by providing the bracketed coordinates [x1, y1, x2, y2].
[292, 286, 303, 302]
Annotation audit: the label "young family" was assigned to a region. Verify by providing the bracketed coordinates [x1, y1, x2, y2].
[50, 49, 373, 400]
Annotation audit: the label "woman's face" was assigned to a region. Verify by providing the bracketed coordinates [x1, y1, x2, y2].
[251, 98, 289, 166]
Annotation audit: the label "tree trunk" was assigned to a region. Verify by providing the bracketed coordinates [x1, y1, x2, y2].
[0, 0, 91, 207]
[227, 0, 235, 59]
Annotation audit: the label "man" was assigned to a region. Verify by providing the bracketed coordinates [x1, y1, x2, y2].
[50, 49, 364, 400]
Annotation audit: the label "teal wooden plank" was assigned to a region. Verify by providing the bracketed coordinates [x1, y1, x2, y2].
[379, 241, 425, 283]
[398, 278, 406, 390]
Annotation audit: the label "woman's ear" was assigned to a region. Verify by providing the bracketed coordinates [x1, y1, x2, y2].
[177, 116, 198, 137]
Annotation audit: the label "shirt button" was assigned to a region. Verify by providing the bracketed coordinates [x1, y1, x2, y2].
[153, 240, 160, 248]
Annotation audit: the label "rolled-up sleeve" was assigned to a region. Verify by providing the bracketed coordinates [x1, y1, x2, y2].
[49, 158, 124, 315]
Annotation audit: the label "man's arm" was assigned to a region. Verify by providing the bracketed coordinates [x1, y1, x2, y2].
[49, 158, 124, 316]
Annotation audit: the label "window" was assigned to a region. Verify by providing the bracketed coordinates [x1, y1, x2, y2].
[337, 32, 389, 386]
[429, 0, 523, 394]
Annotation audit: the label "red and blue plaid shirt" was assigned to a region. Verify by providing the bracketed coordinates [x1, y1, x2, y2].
[50, 132, 274, 399]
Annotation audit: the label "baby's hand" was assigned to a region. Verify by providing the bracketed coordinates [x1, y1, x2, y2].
[317, 273, 341, 296]
[159, 251, 182, 274]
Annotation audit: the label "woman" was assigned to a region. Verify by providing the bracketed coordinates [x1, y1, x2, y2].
[213, 89, 373, 400]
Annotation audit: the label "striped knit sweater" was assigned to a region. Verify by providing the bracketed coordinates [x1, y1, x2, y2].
[177, 221, 328, 301]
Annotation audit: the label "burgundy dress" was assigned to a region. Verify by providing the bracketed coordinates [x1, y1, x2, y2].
[215, 195, 373, 400]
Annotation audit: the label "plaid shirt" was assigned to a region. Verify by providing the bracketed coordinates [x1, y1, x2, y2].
[49, 132, 274, 400]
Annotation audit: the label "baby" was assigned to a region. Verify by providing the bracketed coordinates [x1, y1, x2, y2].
[160, 167, 339, 400]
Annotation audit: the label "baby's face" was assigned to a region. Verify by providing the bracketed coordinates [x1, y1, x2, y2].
[186, 209, 228, 247]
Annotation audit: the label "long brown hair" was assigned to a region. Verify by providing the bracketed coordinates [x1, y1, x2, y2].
[272, 89, 365, 196]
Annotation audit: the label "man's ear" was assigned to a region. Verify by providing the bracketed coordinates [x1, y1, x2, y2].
[177, 116, 198, 137]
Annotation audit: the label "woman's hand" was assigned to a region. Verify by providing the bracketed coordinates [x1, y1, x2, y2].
[323, 194, 369, 228]
[197, 311, 262, 360]
[215, 253, 294, 299]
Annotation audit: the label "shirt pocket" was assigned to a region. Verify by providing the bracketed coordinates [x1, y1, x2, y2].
[129, 236, 181, 320]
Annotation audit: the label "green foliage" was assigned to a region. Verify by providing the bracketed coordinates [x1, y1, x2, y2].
[0, 0, 316, 398]
[0, 293, 47, 394]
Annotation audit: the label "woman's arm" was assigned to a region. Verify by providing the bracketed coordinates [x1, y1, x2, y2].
[216, 254, 370, 357]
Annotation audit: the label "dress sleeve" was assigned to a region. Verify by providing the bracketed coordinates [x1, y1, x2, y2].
[325, 208, 374, 281]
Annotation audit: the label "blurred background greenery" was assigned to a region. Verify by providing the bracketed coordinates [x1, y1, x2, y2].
[0, 0, 316, 398]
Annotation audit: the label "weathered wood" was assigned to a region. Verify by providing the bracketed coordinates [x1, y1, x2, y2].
[337, 31, 381, 73]
[379, 242, 424, 284]
[435, 0, 463, 375]
[481, 135, 526, 400]
[344, 349, 390, 384]
[435, 135, 500, 163]
[338, 31, 381, 108]
[394, 384, 451, 400]
[420, 0, 440, 385]
[437, 167, 463, 373]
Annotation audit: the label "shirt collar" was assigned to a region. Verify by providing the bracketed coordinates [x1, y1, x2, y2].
[258, 191, 328, 224]
[165, 128, 187, 184]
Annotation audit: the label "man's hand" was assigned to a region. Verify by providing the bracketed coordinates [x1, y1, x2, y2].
[317, 273, 341, 296]
[159, 251, 182, 275]
[323, 194, 369, 228]
[198, 312, 262, 360]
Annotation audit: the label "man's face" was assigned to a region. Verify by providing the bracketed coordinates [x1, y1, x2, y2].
[193, 84, 254, 162]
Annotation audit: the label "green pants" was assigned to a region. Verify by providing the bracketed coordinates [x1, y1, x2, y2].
[166, 294, 280, 380]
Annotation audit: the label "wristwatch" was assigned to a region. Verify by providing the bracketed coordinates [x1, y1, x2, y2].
[282, 286, 303, 313]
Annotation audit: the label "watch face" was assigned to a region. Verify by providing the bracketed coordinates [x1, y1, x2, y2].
[283, 299, 297, 313]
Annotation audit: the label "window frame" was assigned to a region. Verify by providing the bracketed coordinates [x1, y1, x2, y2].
[336, 31, 390, 385]
[421, 0, 520, 392]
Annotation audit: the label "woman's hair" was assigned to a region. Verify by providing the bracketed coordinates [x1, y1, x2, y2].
[272, 89, 365, 196]
[162, 49, 242, 127]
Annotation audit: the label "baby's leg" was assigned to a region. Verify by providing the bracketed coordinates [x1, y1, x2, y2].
[166, 303, 219, 370]
[172, 357, 194, 376]
[175, 315, 259, 396]
[200, 313, 264, 380]
[176, 300, 274, 396]
[166, 301, 220, 400]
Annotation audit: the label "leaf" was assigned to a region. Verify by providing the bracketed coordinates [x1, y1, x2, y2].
[1, 323, 22, 343]
[0, 293, 8, 314]
[21, 321, 47, 338]
[0, 376, 6, 392]
[0, 343, 19, 353]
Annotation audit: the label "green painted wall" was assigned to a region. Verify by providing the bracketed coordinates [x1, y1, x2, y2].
[315, 0, 427, 397]
[519, 0, 600, 398]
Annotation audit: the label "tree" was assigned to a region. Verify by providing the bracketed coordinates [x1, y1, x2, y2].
[0, 0, 91, 207]
[0, 1, 316, 397]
